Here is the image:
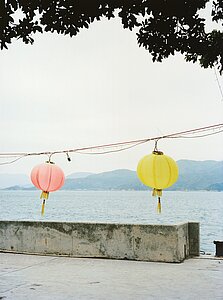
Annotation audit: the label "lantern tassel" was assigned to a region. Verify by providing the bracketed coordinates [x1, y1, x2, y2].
[40, 191, 49, 216]
[40, 191, 49, 199]
[152, 188, 162, 197]
[41, 199, 46, 216]
[157, 197, 161, 214]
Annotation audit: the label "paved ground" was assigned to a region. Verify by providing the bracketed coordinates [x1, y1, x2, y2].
[0, 253, 222, 300]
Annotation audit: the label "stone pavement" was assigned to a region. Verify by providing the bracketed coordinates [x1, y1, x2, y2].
[0, 252, 222, 300]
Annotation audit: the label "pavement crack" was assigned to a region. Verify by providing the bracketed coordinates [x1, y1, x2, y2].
[0, 257, 58, 277]
[0, 282, 27, 293]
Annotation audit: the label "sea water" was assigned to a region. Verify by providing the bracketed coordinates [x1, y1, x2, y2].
[0, 190, 222, 254]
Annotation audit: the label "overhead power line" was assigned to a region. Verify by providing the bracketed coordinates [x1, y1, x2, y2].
[0, 123, 222, 165]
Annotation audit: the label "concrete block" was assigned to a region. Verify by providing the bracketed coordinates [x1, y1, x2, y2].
[0, 220, 199, 263]
[188, 222, 200, 256]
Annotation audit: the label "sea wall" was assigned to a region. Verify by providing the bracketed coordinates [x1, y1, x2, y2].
[0, 221, 199, 263]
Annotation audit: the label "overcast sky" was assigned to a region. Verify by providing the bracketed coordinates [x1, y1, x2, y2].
[0, 16, 223, 176]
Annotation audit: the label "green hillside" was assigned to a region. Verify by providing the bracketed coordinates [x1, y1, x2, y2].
[61, 160, 223, 191]
[169, 160, 223, 190]
[3, 160, 223, 191]
[62, 169, 147, 191]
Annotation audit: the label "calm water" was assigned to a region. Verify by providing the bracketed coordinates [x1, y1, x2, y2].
[0, 190, 222, 254]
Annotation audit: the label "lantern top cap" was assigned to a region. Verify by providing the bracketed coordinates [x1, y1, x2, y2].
[152, 150, 164, 155]
[45, 160, 55, 164]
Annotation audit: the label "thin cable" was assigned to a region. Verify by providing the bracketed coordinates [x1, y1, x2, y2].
[2, 123, 222, 156]
[167, 129, 223, 139]
[77, 128, 223, 154]
[75, 140, 148, 155]
[214, 67, 223, 102]
[162, 123, 223, 139]
[0, 155, 27, 165]
[0, 123, 222, 162]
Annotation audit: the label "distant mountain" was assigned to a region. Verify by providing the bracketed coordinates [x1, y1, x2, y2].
[4, 185, 35, 191]
[62, 169, 147, 191]
[0, 173, 30, 189]
[2, 160, 223, 191]
[66, 172, 93, 179]
[62, 161, 223, 191]
[3, 185, 34, 191]
[206, 182, 223, 191]
[169, 160, 223, 191]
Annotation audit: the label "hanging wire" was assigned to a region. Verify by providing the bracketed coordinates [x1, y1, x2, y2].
[0, 123, 222, 165]
[153, 139, 160, 152]
[75, 140, 149, 155]
[0, 155, 27, 165]
[214, 66, 223, 102]
[167, 128, 223, 139]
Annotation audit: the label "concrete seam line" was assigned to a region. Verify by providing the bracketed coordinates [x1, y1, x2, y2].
[0, 255, 58, 277]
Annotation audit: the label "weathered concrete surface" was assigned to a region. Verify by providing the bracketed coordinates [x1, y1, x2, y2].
[188, 222, 200, 256]
[0, 253, 222, 300]
[0, 221, 199, 263]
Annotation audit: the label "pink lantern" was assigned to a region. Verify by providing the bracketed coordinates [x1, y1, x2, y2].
[31, 161, 65, 215]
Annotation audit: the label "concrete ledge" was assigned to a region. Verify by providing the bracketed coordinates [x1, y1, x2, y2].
[0, 220, 199, 263]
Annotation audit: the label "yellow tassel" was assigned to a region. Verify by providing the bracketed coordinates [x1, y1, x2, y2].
[40, 191, 49, 216]
[157, 190, 162, 197]
[152, 188, 162, 197]
[41, 199, 45, 216]
[157, 197, 161, 214]
[40, 191, 49, 199]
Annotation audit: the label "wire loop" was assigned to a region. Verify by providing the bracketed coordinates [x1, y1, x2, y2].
[0, 123, 222, 165]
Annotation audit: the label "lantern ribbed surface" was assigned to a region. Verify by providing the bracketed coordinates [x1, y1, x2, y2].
[137, 152, 178, 189]
[31, 162, 65, 192]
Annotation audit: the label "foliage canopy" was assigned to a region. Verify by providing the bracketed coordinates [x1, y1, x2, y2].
[1, 0, 223, 72]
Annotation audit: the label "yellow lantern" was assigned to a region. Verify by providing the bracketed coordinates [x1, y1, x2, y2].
[137, 150, 178, 213]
